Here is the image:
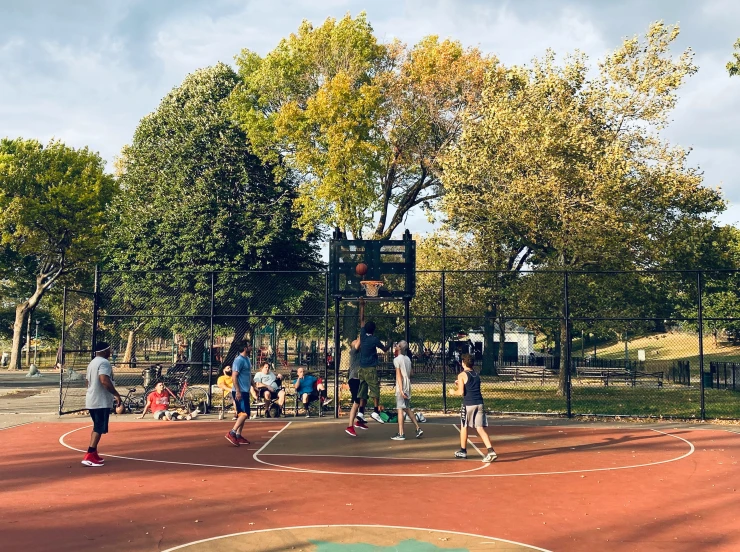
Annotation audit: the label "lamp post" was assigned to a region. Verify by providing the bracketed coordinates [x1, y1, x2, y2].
[34, 320, 39, 366]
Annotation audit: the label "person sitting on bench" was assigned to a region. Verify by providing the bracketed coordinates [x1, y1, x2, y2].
[253, 362, 286, 416]
[293, 366, 328, 417]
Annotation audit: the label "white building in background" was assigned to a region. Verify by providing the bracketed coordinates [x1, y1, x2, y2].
[466, 322, 535, 357]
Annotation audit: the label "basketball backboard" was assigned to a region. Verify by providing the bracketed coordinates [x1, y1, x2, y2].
[329, 228, 416, 300]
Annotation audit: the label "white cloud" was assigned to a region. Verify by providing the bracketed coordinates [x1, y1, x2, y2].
[1, 0, 738, 235]
[372, 1, 607, 65]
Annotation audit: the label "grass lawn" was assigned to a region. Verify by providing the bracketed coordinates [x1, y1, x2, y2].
[589, 331, 740, 365]
[334, 379, 740, 420]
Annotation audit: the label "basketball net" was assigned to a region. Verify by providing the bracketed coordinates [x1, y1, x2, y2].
[360, 280, 384, 297]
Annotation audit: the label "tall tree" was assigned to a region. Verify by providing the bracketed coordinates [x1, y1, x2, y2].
[442, 23, 725, 393]
[0, 139, 115, 370]
[107, 63, 321, 366]
[229, 13, 491, 239]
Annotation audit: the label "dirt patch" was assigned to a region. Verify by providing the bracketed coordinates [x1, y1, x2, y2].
[2, 389, 42, 400]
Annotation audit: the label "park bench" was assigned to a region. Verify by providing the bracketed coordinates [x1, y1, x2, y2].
[576, 367, 663, 387]
[495, 365, 558, 385]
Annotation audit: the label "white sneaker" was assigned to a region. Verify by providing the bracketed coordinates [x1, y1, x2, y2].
[482, 451, 498, 463]
[357, 412, 365, 421]
[371, 411, 384, 424]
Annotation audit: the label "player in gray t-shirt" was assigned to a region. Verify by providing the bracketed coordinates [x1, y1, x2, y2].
[82, 342, 121, 467]
[390, 341, 423, 441]
[253, 362, 286, 416]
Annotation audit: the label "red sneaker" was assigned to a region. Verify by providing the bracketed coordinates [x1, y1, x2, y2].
[236, 435, 250, 445]
[345, 426, 357, 437]
[225, 432, 240, 447]
[92, 452, 105, 463]
[81, 453, 104, 467]
[354, 420, 369, 430]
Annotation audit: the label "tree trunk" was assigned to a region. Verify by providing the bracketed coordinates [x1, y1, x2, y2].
[9, 303, 30, 370]
[482, 304, 497, 375]
[9, 269, 61, 371]
[122, 330, 136, 366]
[10, 300, 42, 371]
[25, 311, 33, 366]
[223, 321, 252, 367]
[557, 317, 568, 396]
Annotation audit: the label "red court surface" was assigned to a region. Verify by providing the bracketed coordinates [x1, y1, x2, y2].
[1, 418, 739, 551]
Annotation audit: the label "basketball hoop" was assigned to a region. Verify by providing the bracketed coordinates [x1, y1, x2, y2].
[360, 280, 384, 298]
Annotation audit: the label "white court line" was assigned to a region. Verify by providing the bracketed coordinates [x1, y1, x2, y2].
[59, 424, 300, 473]
[58, 424, 697, 478]
[453, 423, 485, 458]
[160, 524, 552, 552]
[259, 453, 459, 462]
[250, 422, 492, 477]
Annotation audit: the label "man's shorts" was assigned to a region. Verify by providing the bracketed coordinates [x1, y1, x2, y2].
[348, 378, 360, 403]
[89, 408, 110, 434]
[232, 390, 251, 416]
[299, 390, 320, 404]
[153, 410, 175, 420]
[358, 367, 379, 400]
[258, 387, 277, 400]
[461, 403, 487, 428]
[396, 394, 410, 410]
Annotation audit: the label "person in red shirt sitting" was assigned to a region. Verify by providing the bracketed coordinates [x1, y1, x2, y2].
[140, 381, 181, 420]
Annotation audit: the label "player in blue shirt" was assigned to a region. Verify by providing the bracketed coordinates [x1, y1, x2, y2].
[225, 342, 252, 447]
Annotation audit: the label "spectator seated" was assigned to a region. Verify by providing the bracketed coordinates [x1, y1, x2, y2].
[292, 366, 330, 417]
[252, 362, 287, 418]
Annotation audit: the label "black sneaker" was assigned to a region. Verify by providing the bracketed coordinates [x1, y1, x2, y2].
[454, 449, 467, 459]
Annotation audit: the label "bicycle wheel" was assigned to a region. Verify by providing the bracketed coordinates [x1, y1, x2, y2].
[183, 387, 209, 414]
[125, 392, 147, 414]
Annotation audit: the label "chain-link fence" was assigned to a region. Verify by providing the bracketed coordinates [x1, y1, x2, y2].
[58, 288, 95, 414]
[59, 268, 740, 420]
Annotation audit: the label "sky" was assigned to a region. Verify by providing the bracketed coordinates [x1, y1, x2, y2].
[1, 0, 739, 239]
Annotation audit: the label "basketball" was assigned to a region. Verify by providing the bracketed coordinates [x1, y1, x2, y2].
[355, 262, 368, 276]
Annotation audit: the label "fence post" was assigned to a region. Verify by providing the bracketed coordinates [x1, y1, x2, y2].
[59, 286, 68, 416]
[333, 296, 340, 419]
[564, 271, 572, 418]
[325, 274, 331, 416]
[207, 272, 215, 409]
[698, 271, 705, 421]
[91, 264, 99, 358]
[441, 271, 447, 414]
[404, 298, 410, 345]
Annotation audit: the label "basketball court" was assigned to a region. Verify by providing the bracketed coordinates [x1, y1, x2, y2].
[2, 416, 740, 551]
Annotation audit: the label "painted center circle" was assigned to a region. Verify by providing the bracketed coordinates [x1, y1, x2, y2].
[162, 525, 549, 551]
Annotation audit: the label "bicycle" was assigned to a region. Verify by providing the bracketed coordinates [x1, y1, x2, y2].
[120, 372, 209, 415]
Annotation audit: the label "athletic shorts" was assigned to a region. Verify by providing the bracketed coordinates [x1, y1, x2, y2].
[348, 378, 361, 403]
[461, 404, 487, 428]
[89, 408, 110, 434]
[298, 391, 319, 402]
[258, 387, 277, 400]
[358, 367, 379, 400]
[396, 395, 410, 410]
[232, 391, 251, 416]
